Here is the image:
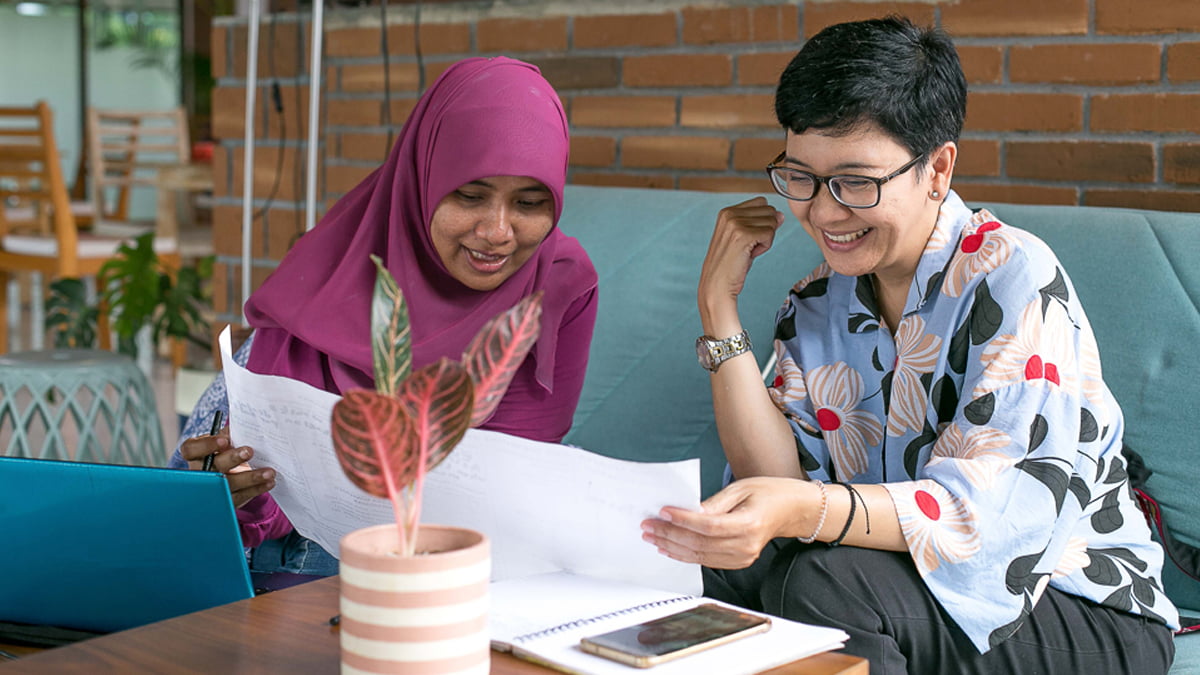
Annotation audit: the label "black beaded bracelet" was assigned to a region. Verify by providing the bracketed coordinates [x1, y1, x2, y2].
[828, 482, 856, 547]
[843, 482, 871, 535]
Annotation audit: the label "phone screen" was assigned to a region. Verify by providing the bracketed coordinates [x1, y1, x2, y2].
[579, 603, 770, 666]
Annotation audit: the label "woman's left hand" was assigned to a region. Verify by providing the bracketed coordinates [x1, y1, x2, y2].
[641, 477, 818, 570]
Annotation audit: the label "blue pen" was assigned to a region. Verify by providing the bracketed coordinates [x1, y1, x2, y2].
[201, 410, 224, 472]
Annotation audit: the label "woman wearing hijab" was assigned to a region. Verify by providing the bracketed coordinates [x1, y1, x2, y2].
[171, 56, 598, 576]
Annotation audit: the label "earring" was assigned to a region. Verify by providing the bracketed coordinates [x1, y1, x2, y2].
[930, 190, 940, 199]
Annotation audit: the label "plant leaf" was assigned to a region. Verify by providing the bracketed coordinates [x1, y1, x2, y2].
[970, 279, 1004, 345]
[98, 232, 163, 354]
[398, 359, 475, 476]
[45, 278, 98, 348]
[369, 255, 411, 396]
[462, 292, 544, 427]
[330, 389, 418, 499]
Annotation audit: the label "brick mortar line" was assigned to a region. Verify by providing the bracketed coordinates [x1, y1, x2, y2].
[962, 132, 1199, 141]
[563, 166, 1192, 184]
[968, 82, 1200, 92]
[952, 34, 1200, 47]
[1081, 86, 1092, 140]
[995, 136, 1007, 179]
[257, 75, 1196, 93]
[216, 15, 1200, 44]
[213, 254, 278, 268]
[224, 42, 1200, 72]
[212, 131, 1199, 147]
[995, 35, 1011, 87]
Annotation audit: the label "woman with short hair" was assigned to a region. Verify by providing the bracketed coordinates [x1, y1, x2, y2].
[644, 17, 1177, 674]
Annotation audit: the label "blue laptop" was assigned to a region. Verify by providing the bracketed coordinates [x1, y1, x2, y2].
[0, 456, 255, 634]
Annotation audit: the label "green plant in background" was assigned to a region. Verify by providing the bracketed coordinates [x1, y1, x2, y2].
[45, 232, 214, 360]
[101, 232, 213, 358]
[94, 5, 181, 86]
[45, 278, 99, 349]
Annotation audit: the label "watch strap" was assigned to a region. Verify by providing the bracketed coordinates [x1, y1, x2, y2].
[698, 329, 752, 372]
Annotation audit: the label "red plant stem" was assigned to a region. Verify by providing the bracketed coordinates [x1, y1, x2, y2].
[378, 448, 409, 555]
[407, 403, 433, 557]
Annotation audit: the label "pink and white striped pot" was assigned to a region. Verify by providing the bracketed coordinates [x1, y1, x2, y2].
[339, 524, 491, 675]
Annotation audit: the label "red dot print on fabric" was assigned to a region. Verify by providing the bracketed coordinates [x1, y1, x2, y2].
[1025, 355, 1044, 380]
[961, 222, 1002, 254]
[1043, 363, 1060, 385]
[1025, 355, 1061, 384]
[773, 375, 784, 388]
[915, 490, 941, 521]
[961, 233, 983, 254]
[816, 408, 842, 431]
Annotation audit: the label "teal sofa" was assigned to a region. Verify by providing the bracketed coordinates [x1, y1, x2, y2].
[557, 185, 1200, 673]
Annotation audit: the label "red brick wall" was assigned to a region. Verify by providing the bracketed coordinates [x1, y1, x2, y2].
[207, 0, 1200, 319]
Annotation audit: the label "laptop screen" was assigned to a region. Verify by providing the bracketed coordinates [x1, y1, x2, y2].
[0, 457, 254, 633]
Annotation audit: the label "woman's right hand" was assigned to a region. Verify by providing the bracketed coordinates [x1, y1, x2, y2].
[179, 429, 276, 508]
[698, 196, 785, 331]
[643, 476, 815, 569]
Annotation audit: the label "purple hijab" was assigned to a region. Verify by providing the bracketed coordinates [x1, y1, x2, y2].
[244, 57, 592, 397]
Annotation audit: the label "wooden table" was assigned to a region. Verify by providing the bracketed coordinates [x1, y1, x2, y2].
[154, 162, 215, 261]
[0, 577, 866, 674]
[154, 163, 213, 243]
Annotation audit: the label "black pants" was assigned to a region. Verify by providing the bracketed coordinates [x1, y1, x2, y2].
[704, 539, 1175, 675]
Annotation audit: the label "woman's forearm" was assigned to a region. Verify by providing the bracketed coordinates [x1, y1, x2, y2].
[707, 348, 802, 480]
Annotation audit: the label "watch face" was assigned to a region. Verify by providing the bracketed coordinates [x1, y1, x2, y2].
[696, 337, 716, 371]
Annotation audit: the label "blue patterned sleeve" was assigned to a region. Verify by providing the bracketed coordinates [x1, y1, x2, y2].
[166, 333, 256, 469]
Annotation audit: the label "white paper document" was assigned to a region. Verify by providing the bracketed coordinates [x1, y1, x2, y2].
[218, 327, 702, 595]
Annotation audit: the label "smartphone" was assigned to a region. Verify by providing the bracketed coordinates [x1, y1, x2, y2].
[579, 603, 771, 668]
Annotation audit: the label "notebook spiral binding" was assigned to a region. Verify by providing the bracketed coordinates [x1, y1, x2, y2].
[510, 595, 694, 644]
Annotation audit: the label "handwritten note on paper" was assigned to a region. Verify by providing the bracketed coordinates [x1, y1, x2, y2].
[217, 327, 703, 596]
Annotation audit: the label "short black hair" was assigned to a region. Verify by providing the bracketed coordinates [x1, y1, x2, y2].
[775, 16, 967, 159]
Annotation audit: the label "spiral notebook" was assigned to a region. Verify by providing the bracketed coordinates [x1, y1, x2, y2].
[490, 571, 848, 675]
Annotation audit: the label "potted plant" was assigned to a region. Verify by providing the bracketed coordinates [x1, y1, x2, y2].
[331, 255, 542, 675]
[46, 232, 215, 427]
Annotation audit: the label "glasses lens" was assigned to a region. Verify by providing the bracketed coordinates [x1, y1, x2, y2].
[771, 169, 816, 200]
[829, 176, 880, 208]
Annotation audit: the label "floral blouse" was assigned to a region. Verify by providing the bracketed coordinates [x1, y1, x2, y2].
[768, 191, 1179, 653]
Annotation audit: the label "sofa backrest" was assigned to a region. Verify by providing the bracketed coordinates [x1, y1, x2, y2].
[558, 186, 1199, 605]
[558, 185, 822, 497]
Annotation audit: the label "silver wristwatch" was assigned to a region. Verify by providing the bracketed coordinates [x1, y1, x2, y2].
[695, 330, 752, 373]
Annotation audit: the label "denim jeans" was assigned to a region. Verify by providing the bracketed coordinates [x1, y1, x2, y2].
[248, 531, 339, 576]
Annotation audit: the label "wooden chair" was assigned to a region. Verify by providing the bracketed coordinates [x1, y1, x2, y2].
[87, 107, 190, 239]
[0, 101, 179, 354]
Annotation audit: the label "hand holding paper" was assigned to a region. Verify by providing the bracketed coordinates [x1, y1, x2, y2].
[218, 326, 703, 595]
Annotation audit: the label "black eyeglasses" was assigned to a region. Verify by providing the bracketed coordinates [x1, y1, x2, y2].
[765, 151, 925, 209]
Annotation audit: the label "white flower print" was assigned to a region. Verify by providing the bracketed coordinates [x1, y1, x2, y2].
[974, 299, 1079, 400]
[942, 217, 1020, 298]
[1052, 537, 1090, 579]
[889, 480, 982, 576]
[807, 362, 884, 479]
[769, 341, 809, 411]
[928, 423, 1015, 490]
[887, 316, 943, 437]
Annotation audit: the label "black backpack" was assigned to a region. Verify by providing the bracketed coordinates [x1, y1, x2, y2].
[1123, 445, 1200, 635]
